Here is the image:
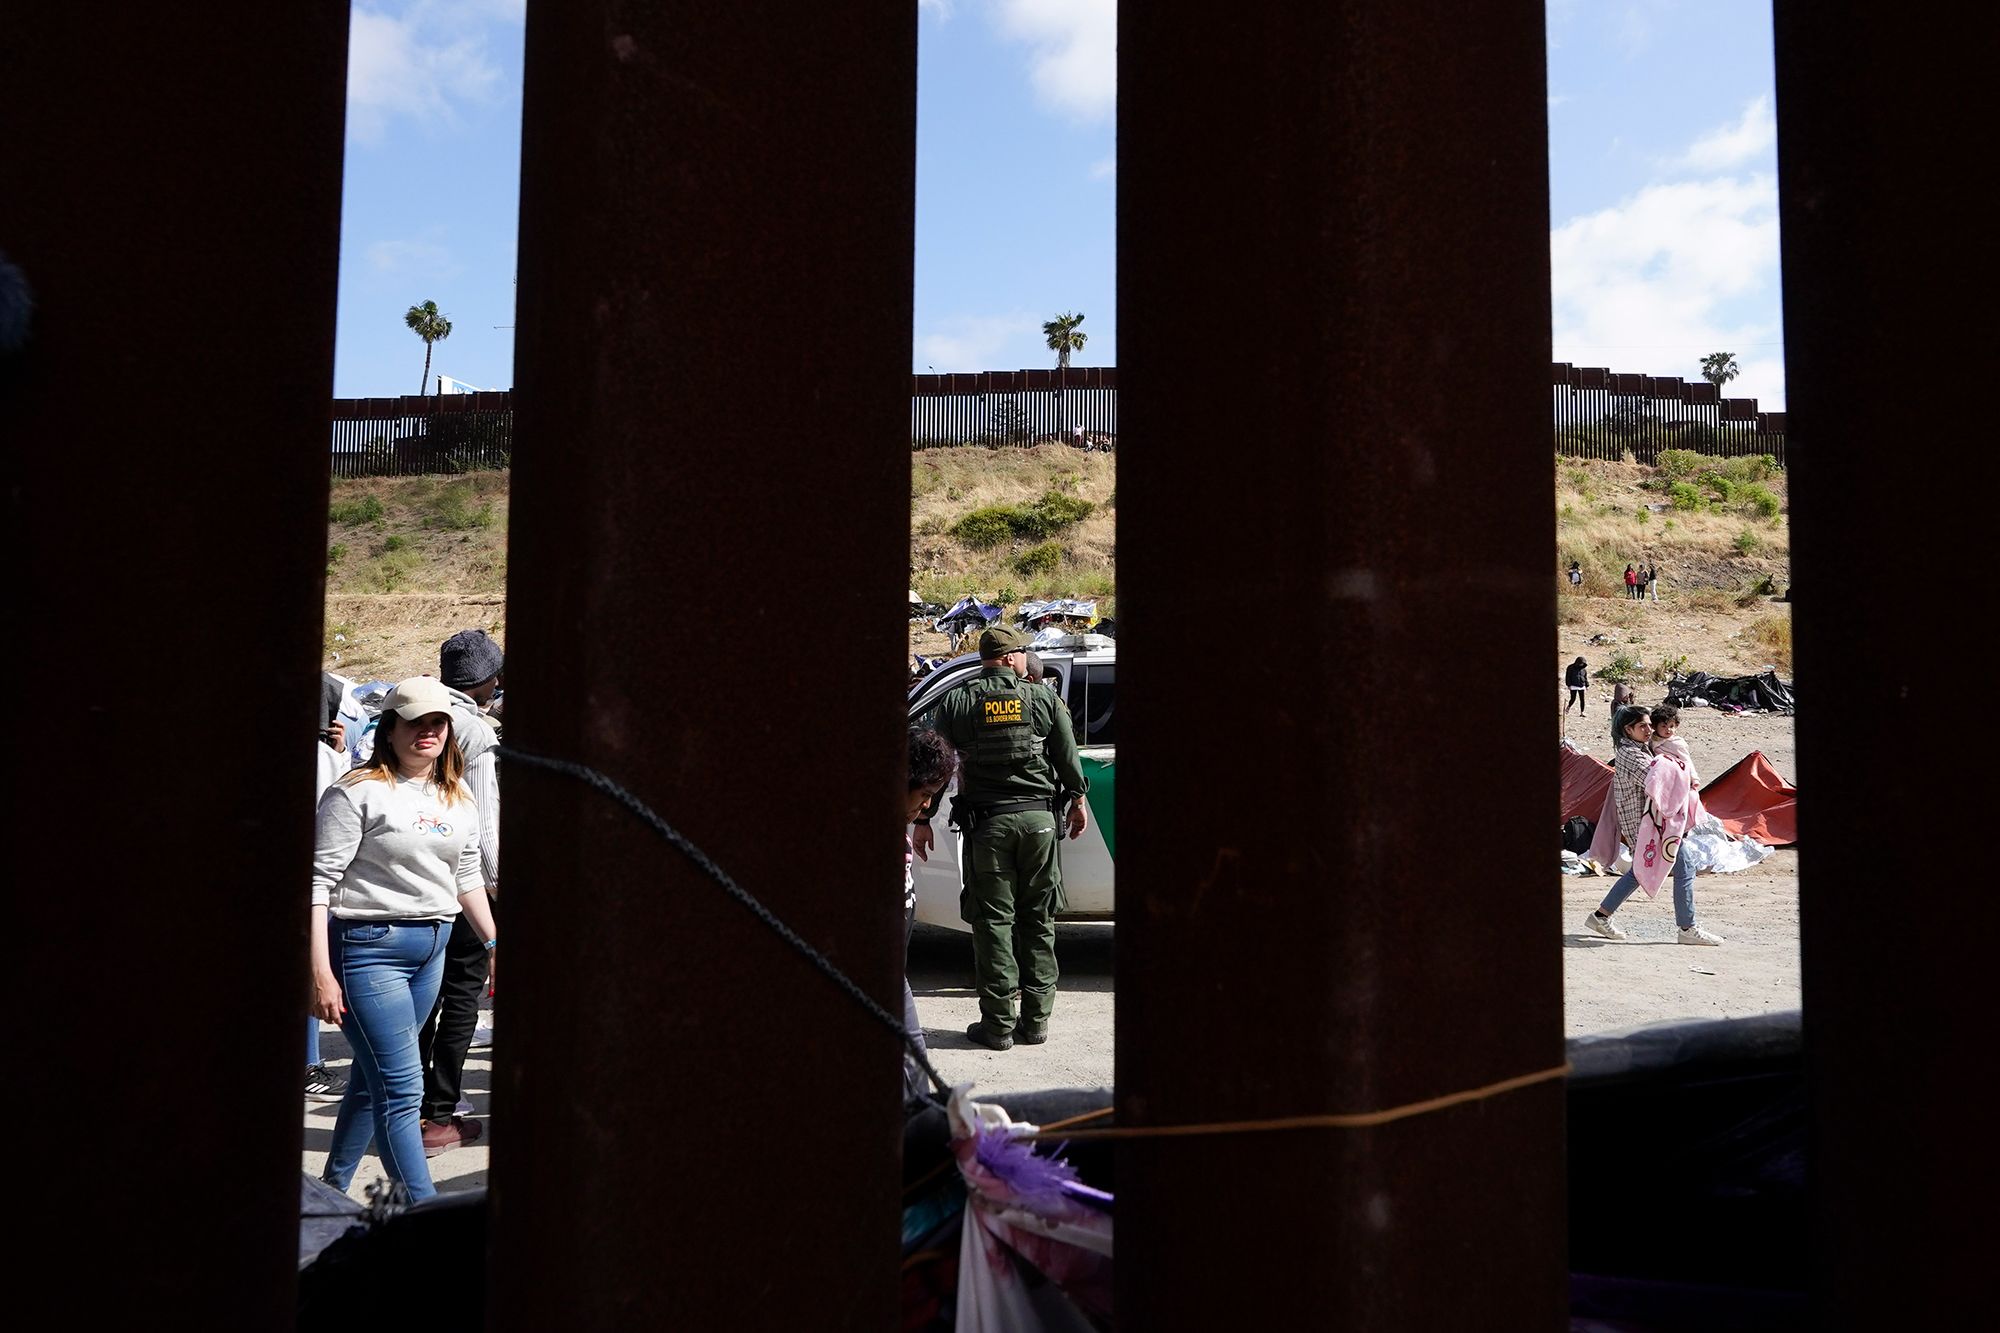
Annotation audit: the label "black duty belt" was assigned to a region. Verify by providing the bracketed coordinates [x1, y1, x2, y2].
[960, 798, 1053, 820]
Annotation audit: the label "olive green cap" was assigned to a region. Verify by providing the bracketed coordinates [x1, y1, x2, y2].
[977, 624, 1032, 657]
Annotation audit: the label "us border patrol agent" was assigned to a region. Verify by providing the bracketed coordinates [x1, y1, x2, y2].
[919, 624, 1089, 1051]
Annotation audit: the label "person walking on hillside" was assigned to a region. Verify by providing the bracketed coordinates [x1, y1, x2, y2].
[1567, 560, 1583, 594]
[415, 628, 504, 1157]
[1581, 705, 1724, 946]
[312, 677, 500, 1202]
[918, 625, 1090, 1051]
[1646, 562, 1661, 602]
[1564, 657, 1590, 715]
[1624, 564, 1639, 600]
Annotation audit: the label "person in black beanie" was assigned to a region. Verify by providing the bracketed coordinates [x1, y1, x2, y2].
[417, 629, 504, 1156]
[439, 627, 504, 720]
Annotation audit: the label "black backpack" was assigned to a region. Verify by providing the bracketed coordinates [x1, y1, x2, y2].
[1562, 817, 1594, 854]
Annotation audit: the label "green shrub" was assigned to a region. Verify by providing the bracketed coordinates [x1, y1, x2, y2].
[1740, 483, 1781, 519]
[1657, 449, 1702, 478]
[1668, 482, 1704, 511]
[327, 543, 348, 564]
[1699, 471, 1737, 503]
[422, 481, 498, 531]
[1734, 529, 1763, 555]
[950, 492, 1096, 548]
[329, 494, 384, 525]
[949, 505, 1026, 548]
[1654, 652, 1690, 682]
[1034, 490, 1095, 527]
[1722, 454, 1778, 483]
[995, 585, 1018, 607]
[1635, 507, 1650, 524]
[382, 534, 409, 552]
[1012, 541, 1063, 576]
[1593, 652, 1644, 684]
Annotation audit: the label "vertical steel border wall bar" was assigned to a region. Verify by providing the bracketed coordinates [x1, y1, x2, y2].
[0, 5, 351, 1322]
[1774, 4, 1978, 1325]
[492, 3, 917, 1325]
[1118, 1, 1566, 1326]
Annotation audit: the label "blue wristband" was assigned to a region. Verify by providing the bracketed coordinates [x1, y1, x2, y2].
[482, 938, 498, 951]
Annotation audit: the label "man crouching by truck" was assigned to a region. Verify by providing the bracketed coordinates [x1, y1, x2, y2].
[916, 624, 1089, 1051]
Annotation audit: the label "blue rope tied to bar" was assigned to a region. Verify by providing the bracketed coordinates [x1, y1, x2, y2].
[497, 745, 952, 1099]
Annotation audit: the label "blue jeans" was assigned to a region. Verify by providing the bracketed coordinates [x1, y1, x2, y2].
[321, 918, 449, 1201]
[306, 1016, 321, 1067]
[1599, 852, 1697, 930]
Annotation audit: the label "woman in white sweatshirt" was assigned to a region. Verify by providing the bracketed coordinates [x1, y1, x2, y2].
[311, 676, 499, 1201]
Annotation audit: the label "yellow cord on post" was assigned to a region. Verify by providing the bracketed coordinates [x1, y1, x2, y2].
[1016, 1062, 1572, 1143]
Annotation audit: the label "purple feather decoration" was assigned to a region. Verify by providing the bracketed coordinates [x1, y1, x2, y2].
[970, 1122, 1082, 1212]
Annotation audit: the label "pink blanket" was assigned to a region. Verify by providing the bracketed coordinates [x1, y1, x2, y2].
[1587, 748, 1699, 897]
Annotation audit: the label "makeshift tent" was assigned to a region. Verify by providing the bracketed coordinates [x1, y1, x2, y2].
[1560, 741, 1614, 823]
[1700, 750, 1798, 846]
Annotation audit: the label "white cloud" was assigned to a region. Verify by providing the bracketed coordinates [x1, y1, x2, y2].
[347, 4, 506, 144]
[993, 0, 1116, 123]
[1089, 156, 1116, 180]
[1614, 3, 1656, 57]
[1551, 175, 1785, 406]
[366, 232, 460, 277]
[918, 312, 1035, 370]
[1673, 95, 1775, 173]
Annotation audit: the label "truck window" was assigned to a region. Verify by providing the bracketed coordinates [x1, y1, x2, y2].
[1071, 661, 1115, 746]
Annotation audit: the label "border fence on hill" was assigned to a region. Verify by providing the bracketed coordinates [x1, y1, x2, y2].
[909, 367, 1119, 447]
[1551, 363, 1787, 466]
[328, 362, 1786, 474]
[329, 392, 513, 478]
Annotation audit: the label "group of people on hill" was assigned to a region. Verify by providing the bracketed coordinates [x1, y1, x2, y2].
[1623, 562, 1660, 600]
[1564, 560, 1663, 601]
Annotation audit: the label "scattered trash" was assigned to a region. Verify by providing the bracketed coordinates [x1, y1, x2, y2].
[1689, 966, 1717, 975]
[1586, 632, 1618, 646]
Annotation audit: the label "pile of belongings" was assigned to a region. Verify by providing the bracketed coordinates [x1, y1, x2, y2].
[1015, 597, 1099, 647]
[910, 590, 949, 621]
[1558, 740, 1791, 877]
[934, 595, 1004, 652]
[1665, 669, 1795, 714]
[901, 1090, 1113, 1331]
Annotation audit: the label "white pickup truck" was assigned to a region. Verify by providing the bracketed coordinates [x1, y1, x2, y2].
[907, 634, 1116, 931]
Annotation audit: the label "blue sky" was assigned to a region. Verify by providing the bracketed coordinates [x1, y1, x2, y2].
[335, 0, 1784, 406]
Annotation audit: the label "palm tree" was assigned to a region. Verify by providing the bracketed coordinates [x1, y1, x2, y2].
[405, 300, 454, 395]
[1699, 351, 1740, 393]
[1043, 311, 1087, 439]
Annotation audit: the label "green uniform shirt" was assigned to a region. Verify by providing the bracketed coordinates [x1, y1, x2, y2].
[931, 667, 1090, 808]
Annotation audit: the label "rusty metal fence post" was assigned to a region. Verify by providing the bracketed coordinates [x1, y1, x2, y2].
[1773, 6, 1983, 1325]
[491, 3, 917, 1326]
[0, 6, 351, 1322]
[1117, 2, 1567, 1325]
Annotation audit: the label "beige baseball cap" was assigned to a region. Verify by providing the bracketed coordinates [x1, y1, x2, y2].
[381, 676, 456, 720]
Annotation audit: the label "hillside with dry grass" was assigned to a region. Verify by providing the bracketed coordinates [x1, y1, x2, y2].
[320, 445, 1791, 683]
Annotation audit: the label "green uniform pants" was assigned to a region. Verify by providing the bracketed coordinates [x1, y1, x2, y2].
[960, 810, 1061, 1034]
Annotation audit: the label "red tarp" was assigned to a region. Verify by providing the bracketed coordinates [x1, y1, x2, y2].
[1560, 745, 1614, 823]
[1700, 750, 1798, 846]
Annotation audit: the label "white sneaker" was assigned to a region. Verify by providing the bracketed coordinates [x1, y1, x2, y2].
[1583, 911, 1626, 941]
[1679, 925, 1725, 946]
[470, 1024, 494, 1049]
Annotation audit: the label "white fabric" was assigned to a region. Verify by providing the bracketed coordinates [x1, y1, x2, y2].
[312, 774, 484, 917]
